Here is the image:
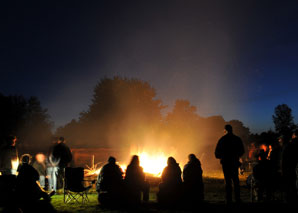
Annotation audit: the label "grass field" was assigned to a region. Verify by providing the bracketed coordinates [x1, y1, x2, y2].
[2, 173, 294, 212]
[51, 174, 255, 212]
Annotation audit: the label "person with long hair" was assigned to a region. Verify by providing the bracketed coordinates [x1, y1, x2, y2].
[158, 156, 182, 206]
[124, 155, 149, 205]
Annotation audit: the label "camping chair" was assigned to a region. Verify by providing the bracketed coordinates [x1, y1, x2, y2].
[64, 167, 92, 204]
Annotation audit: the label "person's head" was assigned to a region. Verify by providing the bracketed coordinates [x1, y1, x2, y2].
[167, 156, 177, 166]
[224, 124, 233, 134]
[58, 137, 65, 144]
[129, 155, 140, 166]
[108, 156, 116, 164]
[35, 153, 46, 163]
[21, 154, 32, 164]
[188, 154, 197, 162]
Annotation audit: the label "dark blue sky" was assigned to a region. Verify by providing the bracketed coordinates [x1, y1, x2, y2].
[1, 0, 298, 133]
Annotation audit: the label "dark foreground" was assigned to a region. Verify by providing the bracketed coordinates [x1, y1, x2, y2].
[1, 176, 297, 212]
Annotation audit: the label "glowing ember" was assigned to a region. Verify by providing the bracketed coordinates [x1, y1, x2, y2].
[259, 144, 268, 152]
[84, 155, 102, 176]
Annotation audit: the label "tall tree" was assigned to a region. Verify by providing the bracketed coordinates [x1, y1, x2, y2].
[0, 94, 53, 149]
[59, 76, 165, 148]
[272, 104, 296, 142]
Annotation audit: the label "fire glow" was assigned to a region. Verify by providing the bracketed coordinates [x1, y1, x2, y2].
[135, 150, 168, 177]
[11, 158, 19, 175]
[85, 150, 173, 177]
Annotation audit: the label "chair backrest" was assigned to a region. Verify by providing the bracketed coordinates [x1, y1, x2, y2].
[65, 167, 85, 191]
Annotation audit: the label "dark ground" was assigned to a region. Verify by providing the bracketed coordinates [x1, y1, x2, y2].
[1, 174, 296, 212]
[50, 174, 297, 213]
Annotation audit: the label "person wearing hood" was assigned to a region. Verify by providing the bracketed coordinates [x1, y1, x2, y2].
[183, 154, 204, 204]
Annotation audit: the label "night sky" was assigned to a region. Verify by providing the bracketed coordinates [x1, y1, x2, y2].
[1, 0, 298, 133]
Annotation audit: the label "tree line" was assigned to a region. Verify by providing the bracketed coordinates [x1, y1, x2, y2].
[1, 77, 297, 161]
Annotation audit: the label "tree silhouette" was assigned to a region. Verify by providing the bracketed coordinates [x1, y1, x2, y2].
[0, 94, 53, 149]
[272, 104, 296, 142]
[58, 76, 165, 148]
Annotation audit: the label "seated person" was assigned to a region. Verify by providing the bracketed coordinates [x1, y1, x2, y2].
[32, 153, 47, 189]
[124, 155, 150, 205]
[183, 154, 204, 204]
[158, 157, 182, 205]
[253, 150, 274, 201]
[16, 154, 54, 206]
[96, 156, 124, 206]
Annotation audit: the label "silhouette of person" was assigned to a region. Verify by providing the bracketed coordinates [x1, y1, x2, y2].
[0, 135, 18, 175]
[32, 153, 47, 188]
[96, 156, 124, 206]
[124, 155, 149, 205]
[267, 137, 283, 196]
[183, 154, 204, 204]
[268, 139, 282, 173]
[281, 130, 298, 203]
[215, 124, 245, 203]
[158, 157, 182, 206]
[16, 154, 54, 205]
[253, 150, 274, 201]
[49, 136, 72, 189]
[47, 137, 60, 191]
[15, 154, 55, 212]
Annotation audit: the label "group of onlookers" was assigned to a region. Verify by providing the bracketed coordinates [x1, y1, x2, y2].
[1, 123, 298, 211]
[0, 136, 72, 212]
[96, 153, 204, 207]
[251, 130, 298, 203]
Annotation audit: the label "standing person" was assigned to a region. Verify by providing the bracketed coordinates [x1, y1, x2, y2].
[47, 137, 60, 191]
[32, 153, 47, 188]
[49, 136, 72, 190]
[281, 130, 298, 203]
[215, 124, 245, 204]
[183, 154, 204, 204]
[125, 155, 149, 205]
[0, 135, 18, 175]
[252, 150, 274, 201]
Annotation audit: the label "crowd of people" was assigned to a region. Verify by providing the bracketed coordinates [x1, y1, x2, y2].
[96, 154, 204, 208]
[0, 136, 72, 211]
[248, 130, 298, 203]
[0, 124, 298, 211]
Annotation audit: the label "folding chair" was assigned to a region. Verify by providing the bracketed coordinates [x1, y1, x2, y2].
[64, 167, 92, 204]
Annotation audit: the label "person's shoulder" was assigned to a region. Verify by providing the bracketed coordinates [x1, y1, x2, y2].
[218, 135, 226, 142]
[116, 164, 123, 171]
[231, 134, 242, 141]
[102, 163, 109, 169]
[183, 162, 190, 170]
